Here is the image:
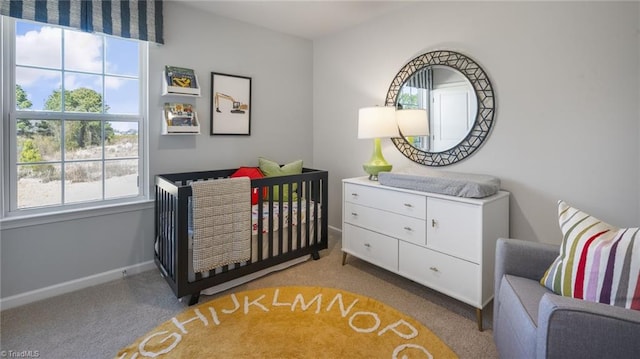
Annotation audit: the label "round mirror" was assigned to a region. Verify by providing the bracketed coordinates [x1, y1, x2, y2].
[386, 50, 495, 167]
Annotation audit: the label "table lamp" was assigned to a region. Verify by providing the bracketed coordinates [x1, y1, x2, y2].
[358, 106, 399, 180]
[396, 108, 429, 136]
[396, 109, 429, 149]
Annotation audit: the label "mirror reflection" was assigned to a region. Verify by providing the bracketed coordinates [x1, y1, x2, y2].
[396, 65, 477, 153]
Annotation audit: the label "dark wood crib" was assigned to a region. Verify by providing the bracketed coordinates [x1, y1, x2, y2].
[154, 168, 328, 305]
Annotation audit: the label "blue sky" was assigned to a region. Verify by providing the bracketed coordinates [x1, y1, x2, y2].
[15, 20, 140, 116]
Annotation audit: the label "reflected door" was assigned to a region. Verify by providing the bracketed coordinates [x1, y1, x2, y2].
[431, 85, 476, 152]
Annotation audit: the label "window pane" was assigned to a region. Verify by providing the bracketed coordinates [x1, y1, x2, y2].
[16, 67, 61, 111]
[64, 29, 103, 73]
[64, 120, 103, 160]
[398, 87, 420, 108]
[17, 119, 62, 162]
[16, 22, 61, 69]
[10, 19, 145, 213]
[65, 162, 102, 203]
[62, 74, 104, 113]
[106, 37, 139, 76]
[105, 159, 138, 199]
[17, 164, 62, 208]
[105, 77, 139, 114]
[106, 122, 138, 158]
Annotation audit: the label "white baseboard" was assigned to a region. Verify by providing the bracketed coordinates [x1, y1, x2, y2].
[328, 225, 342, 234]
[1, 228, 342, 311]
[0, 261, 156, 311]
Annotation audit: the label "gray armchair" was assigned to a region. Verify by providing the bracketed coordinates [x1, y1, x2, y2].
[493, 238, 640, 359]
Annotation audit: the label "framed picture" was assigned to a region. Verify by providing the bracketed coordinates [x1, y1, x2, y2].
[210, 72, 252, 135]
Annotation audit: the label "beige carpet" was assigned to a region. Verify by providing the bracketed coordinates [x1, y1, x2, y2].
[0, 231, 497, 358]
[117, 286, 458, 358]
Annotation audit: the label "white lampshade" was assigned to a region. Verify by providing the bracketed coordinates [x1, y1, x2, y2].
[396, 109, 429, 136]
[358, 106, 399, 139]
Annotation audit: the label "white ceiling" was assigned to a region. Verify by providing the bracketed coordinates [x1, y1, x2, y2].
[174, 1, 411, 40]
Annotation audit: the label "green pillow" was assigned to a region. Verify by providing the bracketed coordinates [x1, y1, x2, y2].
[258, 158, 303, 201]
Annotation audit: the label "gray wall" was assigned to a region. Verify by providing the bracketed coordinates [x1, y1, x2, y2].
[150, 1, 314, 177]
[0, 2, 313, 299]
[1, 208, 154, 296]
[2, 1, 638, 301]
[313, 1, 640, 244]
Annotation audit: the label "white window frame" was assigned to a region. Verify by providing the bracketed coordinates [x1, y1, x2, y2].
[1, 16, 150, 224]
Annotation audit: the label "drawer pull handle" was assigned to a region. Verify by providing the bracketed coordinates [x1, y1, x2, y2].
[351, 193, 359, 197]
[432, 219, 437, 227]
[351, 212, 358, 217]
[404, 203, 413, 208]
[364, 243, 371, 248]
[429, 266, 439, 272]
[403, 226, 412, 231]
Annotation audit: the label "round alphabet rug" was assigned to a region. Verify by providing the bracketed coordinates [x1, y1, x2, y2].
[116, 286, 458, 358]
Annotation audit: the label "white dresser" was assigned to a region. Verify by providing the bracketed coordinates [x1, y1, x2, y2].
[342, 177, 509, 330]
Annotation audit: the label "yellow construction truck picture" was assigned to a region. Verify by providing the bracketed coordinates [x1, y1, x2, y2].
[214, 92, 248, 114]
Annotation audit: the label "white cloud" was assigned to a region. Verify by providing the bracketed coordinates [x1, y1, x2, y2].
[64, 73, 100, 91]
[16, 26, 61, 68]
[16, 25, 117, 87]
[16, 66, 59, 87]
[105, 76, 125, 89]
[63, 30, 102, 73]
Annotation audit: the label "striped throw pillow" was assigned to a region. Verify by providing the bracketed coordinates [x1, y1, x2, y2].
[540, 201, 640, 310]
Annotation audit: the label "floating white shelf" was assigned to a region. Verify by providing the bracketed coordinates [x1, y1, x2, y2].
[162, 112, 201, 135]
[162, 71, 201, 97]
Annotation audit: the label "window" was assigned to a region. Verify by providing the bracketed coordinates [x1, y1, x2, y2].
[2, 17, 148, 216]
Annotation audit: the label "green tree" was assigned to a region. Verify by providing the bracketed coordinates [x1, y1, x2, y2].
[18, 138, 56, 181]
[43, 87, 114, 148]
[45, 87, 110, 113]
[16, 85, 34, 137]
[19, 139, 42, 163]
[16, 84, 32, 109]
[35, 120, 56, 137]
[398, 93, 419, 109]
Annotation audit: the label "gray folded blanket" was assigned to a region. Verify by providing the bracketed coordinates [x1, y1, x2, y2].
[378, 168, 500, 198]
[191, 177, 251, 273]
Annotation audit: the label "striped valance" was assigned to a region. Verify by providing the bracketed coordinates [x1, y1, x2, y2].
[0, 0, 163, 44]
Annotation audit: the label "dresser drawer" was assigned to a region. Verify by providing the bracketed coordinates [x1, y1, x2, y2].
[344, 183, 425, 219]
[344, 202, 426, 246]
[343, 224, 399, 272]
[398, 241, 480, 307]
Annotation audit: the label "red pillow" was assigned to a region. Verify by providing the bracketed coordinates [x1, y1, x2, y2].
[230, 167, 264, 204]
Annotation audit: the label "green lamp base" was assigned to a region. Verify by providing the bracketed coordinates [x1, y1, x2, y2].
[363, 138, 392, 181]
[363, 163, 392, 181]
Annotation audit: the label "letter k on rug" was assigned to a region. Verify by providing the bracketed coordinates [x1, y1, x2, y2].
[116, 286, 458, 358]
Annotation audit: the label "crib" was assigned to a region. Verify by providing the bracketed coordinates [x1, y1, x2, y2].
[154, 168, 328, 305]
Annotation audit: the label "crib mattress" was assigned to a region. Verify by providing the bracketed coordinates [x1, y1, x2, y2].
[251, 200, 318, 234]
[187, 200, 319, 236]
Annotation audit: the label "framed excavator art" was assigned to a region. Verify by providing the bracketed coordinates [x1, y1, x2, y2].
[210, 72, 252, 135]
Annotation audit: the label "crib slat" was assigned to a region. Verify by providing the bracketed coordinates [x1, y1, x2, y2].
[257, 191, 264, 262]
[296, 180, 304, 249]
[311, 178, 319, 246]
[277, 183, 284, 256]
[268, 189, 274, 259]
